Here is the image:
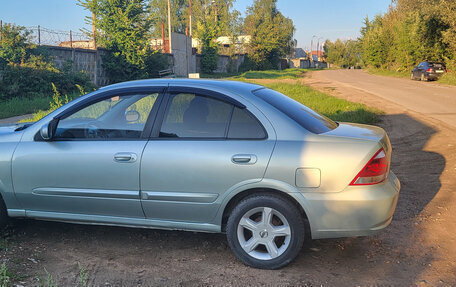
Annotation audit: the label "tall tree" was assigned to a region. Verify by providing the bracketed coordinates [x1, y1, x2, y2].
[78, 0, 167, 82]
[243, 0, 294, 70]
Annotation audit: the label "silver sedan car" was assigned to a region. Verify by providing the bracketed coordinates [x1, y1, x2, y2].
[0, 79, 400, 269]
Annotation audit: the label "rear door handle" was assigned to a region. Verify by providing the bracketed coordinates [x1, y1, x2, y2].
[114, 152, 137, 163]
[232, 154, 257, 165]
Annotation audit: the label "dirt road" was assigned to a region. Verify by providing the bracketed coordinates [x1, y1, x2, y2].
[310, 69, 456, 128]
[2, 70, 456, 286]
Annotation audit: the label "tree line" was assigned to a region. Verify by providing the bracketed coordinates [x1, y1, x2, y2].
[79, 0, 295, 78]
[324, 0, 456, 72]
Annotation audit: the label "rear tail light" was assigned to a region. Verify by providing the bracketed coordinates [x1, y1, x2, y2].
[426, 68, 432, 72]
[447, 69, 450, 73]
[350, 148, 389, 185]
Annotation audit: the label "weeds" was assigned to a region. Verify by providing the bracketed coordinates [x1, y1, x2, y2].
[0, 263, 10, 287]
[37, 269, 56, 287]
[18, 83, 78, 123]
[77, 263, 88, 287]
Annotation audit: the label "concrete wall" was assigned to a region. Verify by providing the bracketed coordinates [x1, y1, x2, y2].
[46, 45, 109, 87]
[171, 32, 195, 77]
[196, 54, 245, 74]
[45, 39, 245, 86]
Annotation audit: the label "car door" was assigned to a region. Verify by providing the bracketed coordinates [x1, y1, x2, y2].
[139, 87, 276, 223]
[12, 88, 164, 219]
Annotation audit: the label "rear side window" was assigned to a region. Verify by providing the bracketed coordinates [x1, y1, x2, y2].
[253, 88, 338, 134]
[228, 107, 266, 139]
[160, 93, 232, 138]
[159, 93, 267, 139]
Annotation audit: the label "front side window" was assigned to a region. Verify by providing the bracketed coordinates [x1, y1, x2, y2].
[55, 93, 159, 140]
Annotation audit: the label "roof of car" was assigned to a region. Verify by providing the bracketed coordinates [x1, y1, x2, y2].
[98, 78, 264, 95]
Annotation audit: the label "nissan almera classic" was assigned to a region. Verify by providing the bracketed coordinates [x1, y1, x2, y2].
[0, 79, 400, 269]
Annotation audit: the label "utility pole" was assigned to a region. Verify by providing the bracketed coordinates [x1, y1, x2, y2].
[188, 0, 192, 37]
[92, 12, 97, 49]
[0, 20, 2, 42]
[317, 37, 323, 60]
[38, 25, 41, 46]
[167, 0, 172, 53]
[310, 35, 316, 61]
[213, 1, 217, 23]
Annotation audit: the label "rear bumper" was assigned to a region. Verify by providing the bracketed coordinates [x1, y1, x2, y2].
[305, 171, 400, 239]
[425, 72, 444, 80]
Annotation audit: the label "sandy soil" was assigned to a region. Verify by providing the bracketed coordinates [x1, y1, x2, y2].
[2, 70, 456, 286]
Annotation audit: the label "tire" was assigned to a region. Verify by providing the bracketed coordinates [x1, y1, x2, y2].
[421, 73, 428, 82]
[226, 194, 305, 269]
[410, 73, 414, 80]
[0, 196, 8, 229]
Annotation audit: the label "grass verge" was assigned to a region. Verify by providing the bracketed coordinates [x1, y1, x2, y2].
[366, 67, 409, 79]
[367, 67, 456, 86]
[201, 68, 315, 80]
[438, 72, 456, 86]
[233, 68, 308, 80]
[0, 92, 81, 121]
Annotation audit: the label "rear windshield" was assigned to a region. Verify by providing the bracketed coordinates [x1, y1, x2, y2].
[429, 62, 445, 69]
[253, 88, 338, 134]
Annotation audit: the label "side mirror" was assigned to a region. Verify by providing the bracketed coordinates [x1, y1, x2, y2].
[40, 118, 58, 140]
[40, 123, 52, 140]
[125, 110, 140, 122]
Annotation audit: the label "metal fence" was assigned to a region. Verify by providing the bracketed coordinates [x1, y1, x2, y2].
[26, 25, 95, 50]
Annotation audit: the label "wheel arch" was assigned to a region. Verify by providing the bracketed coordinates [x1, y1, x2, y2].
[220, 187, 312, 240]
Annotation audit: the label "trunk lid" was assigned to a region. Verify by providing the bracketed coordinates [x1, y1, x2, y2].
[323, 122, 391, 156]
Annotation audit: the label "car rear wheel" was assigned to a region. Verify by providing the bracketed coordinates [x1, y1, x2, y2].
[410, 73, 414, 80]
[226, 194, 305, 269]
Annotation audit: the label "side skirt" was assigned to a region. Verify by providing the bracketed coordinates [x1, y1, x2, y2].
[10, 209, 221, 233]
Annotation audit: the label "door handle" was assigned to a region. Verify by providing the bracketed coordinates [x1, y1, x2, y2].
[114, 152, 137, 163]
[232, 154, 257, 165]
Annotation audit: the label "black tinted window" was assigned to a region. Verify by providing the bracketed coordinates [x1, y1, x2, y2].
[228, 107, 266, 139]
[253, 88, 338, 134]
[160, 93, 232, 138]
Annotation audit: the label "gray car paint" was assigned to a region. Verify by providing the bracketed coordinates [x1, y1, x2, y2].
[0, 79, 400, 239]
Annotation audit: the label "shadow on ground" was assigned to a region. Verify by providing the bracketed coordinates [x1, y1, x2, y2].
[0, 113, 447, 286]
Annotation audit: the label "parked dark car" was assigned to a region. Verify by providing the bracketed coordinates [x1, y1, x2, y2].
[411, 61, 447, 81]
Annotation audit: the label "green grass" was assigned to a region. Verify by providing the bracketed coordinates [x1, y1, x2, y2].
[438, 72, 456, 86]
[0, 96, 53, 119]
[201, 68, 311, 80]
[234, 68, 308, 79]
[245, 81, 382, 124]
[366, 67, 409, 79]
[0, 92, 80, 121]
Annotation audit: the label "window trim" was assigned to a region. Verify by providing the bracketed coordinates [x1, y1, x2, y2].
[35, 86, 166, 142]
[150, 89, 268, 141]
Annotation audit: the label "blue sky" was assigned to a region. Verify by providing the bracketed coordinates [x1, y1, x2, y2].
[0, 0, 391, 49]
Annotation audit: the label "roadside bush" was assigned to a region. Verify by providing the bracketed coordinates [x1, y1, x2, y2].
[102, 49, 168, 83]
[0, 23, 94, 101]
[0, 64, 94, 101]
[238, 55, 256, 73]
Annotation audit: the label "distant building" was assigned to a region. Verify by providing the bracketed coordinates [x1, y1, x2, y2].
[310, 50, 325, 62]
[191, 35, 251, 55]
[294, 48, 307, 58]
